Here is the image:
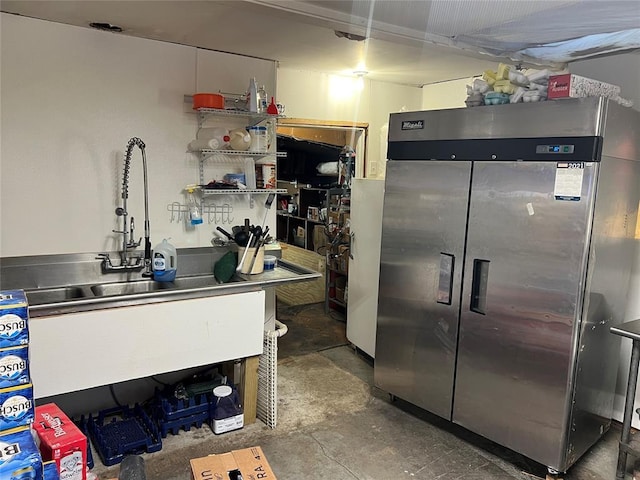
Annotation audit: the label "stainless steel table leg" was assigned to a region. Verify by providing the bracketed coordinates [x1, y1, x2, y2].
[618, 339, 640, 479]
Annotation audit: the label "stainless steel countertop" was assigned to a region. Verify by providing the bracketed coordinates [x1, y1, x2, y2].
[25, 259, 319, 317]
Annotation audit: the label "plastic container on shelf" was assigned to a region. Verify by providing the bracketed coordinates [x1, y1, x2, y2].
[257, 85, 267, 113]
[228, 128, 251, 151]
[248, 125, 268, 152]
[248, 77, 258, 113]
[223, 173, 246, 186]
[263, 255, 277, 270]
[196, 127, 230, 149]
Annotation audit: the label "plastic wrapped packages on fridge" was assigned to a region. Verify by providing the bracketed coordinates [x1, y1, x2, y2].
[496, 63, 511, 80]
[526, 69, 551, 84]
[472, 78, 491, 93]
[523, 90, 546, 102]
[465, 92, 484, 107]
[510, 87, 526, 104]
[484, 92, 510, 105]
[493, 80, 516, 94]
[508, 70, 530, 86]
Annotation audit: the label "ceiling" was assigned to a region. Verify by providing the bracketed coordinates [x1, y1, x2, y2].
[2, 0, 639, 86]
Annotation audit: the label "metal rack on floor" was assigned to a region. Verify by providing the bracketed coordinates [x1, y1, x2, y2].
[610, 319, 640, 479]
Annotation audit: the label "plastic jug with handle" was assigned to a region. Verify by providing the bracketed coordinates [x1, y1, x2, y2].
[153, 239, 177, 282]
[228, 128, 251, 151]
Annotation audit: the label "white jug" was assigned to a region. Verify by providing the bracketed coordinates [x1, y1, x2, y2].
[228, 128, 251, 151]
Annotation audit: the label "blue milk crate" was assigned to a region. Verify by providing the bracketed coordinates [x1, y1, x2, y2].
[72, 415, 94, 469]
[87, 404, 161, 467]
[152, 389, 212, 438]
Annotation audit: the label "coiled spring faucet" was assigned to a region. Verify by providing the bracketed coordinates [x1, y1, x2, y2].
[99, 137, 152, 275]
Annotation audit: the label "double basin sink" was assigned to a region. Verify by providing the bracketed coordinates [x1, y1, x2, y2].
[25, 275, 244, 307]
[19, 256, 320, 317]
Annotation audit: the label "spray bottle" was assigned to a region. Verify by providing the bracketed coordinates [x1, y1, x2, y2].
[186, 186, 203, 226]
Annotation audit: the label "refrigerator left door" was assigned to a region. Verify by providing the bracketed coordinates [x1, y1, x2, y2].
[375, 160, 471, 420]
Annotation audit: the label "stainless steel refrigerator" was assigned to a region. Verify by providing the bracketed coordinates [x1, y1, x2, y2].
[375, 97, 640, 473]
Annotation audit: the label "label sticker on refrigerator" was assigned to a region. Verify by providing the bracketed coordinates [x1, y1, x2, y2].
[554, 162, 584, 201]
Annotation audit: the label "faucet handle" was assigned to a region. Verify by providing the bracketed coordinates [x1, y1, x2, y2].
[127, 237, 142, 249]
[96, 253, 113, 268]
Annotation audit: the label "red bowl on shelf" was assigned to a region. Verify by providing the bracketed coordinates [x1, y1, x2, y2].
[192, 93, 225, 110]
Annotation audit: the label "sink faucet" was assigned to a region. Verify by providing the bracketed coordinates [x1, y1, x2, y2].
[99, 137, 152, 276]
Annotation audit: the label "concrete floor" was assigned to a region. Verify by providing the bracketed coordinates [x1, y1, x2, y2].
[91, 304, 629, 480]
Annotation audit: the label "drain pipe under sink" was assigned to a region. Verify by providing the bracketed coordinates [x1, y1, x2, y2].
[274, 319, 288, 337]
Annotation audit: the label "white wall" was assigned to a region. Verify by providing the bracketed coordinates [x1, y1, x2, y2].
[422, 78, 470, 110]
[276, 69, 422, 178]
[0, 13, 276, 258]
[572, 53, 640, 110]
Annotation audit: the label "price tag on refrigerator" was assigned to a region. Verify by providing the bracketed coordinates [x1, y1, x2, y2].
[554, 162, 584, 201]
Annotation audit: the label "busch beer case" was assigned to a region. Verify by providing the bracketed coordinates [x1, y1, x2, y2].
[0, 346, 30, 389]
[0, 384, 34, 431]
[0, 291, 29, 349]
[0, 426, 43, 479]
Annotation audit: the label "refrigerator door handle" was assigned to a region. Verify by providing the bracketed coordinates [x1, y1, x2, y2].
[436, 253, 455, 305]
[470, 259, 490, 314]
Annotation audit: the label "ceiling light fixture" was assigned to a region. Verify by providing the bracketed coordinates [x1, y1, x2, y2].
[89, 22, 123, 33]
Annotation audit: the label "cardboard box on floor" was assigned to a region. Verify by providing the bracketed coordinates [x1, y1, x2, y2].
[191, 446, 277, 480]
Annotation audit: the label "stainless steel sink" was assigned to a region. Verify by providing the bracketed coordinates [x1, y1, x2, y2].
[89, 275, 243, 297]
[90, 280, 172, 296]
[25, 286, 90, 305]
[24, 275, 246, 307]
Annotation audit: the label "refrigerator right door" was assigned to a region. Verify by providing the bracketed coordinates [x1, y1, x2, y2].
[453, 160, 596, 469]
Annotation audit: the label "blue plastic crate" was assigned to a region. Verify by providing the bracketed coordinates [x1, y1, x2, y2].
[151, 389, 213, 438]
[154, 391, 210, 421]
[158, 410, 210, 438]
[87, 404, 161, 467]
[72, 415, 94, 469]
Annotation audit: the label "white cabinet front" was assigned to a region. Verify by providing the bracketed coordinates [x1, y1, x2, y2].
[30, 291, 264, 398]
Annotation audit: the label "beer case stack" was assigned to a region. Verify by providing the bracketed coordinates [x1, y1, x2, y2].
[0, 290, 43, 478]
[0, 289, 86, 479]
